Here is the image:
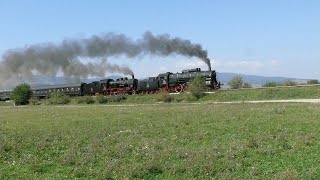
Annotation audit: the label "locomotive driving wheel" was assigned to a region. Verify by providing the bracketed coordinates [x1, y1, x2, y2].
[175, 83, 184, 93]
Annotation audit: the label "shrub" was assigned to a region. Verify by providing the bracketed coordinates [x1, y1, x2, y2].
[155, 90, 174, 102]
[84, 96, 95, 104]
[242, 83, 252, 88]
[282, 80, 297, 86]
[10, 83, 33, 105]
[263, 81, 277, 87]
[307, 79, 319, 84]
[74, 96, 96, 104]
[228, 76, 244, 89]
[75, 96, 85, 104]
[47, 92, 70, 105]
[29, 96, 41, 105]
[108, 95, 127, 103]
[188, 75, 207, 99]
[175, 92, 197, 102]
[96, 95, 108, 104]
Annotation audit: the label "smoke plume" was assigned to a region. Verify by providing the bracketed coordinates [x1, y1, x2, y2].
[0, 31, 211, 88]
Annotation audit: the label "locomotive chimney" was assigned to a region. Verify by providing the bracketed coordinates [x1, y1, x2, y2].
[132, 74, 135, 79]
[208, 66, 211, 72]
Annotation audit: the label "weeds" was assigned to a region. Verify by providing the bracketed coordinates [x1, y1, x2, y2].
[29, 96, 41, 105]
[154, 90, 174, 102]
[74, 96, 95, 104]
[96, 95, 108, 104]
[108, 95, 127, 102]
[46, 92, 71, 105]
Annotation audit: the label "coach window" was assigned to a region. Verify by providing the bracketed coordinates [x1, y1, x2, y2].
[71, 88, 74, 91]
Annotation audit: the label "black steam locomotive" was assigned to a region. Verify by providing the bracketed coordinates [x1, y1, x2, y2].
[0, 68, 220, 100]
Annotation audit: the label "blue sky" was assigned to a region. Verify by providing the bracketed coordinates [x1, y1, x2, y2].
[1, 0, 319, 79]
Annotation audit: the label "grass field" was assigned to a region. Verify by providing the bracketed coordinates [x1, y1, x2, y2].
[200, 86, 320, 102]
[124, 86, 320, 103]
[1, 103, 320, 179]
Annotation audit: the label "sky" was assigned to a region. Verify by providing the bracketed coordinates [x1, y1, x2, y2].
[0, 0, 320, 80]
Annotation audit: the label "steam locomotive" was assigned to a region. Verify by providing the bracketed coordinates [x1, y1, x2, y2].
[0, 68, 220, 100]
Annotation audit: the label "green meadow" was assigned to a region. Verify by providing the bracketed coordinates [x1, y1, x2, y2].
[1, 103, 320, 179]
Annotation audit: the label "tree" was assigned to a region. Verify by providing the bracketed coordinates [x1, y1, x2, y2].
[10, 83, 33, 105]
[307, 79, 319, 84]
[188, 75, 207, 99]
[228, 76, 244, 89]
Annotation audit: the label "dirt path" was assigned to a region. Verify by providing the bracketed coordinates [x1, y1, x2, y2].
[210, 99, 320, 104]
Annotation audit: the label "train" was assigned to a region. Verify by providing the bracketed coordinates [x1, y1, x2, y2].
[0, 68, 220, 100]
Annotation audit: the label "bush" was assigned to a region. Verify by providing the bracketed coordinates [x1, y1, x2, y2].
[242, 83, 252, 88]
[282, 80, 297, 86]
[96, 95, 108, 104]
[108, 95, 127, 103]
[75, 96, 85, 104]
[263, 81, 277, 87]
[307, 80, 319, 84]
[188, 75, 207, 99]
[84, 96, 95, 104]
[10, 83, 33, 105]
[47, 92, 71, 105]
[175, 92, 197, 102]
[74, 96, 96, 104]
[29, 96, 41, 105]
[155, 90, 174, 102]
[228, 76, 244, 89]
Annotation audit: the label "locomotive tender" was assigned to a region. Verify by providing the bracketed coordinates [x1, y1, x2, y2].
[0, 68, 220, 100]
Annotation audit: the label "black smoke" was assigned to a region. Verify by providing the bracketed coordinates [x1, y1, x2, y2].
[0, 31, 211, 88]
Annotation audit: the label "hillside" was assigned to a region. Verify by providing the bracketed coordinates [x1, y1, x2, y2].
[217, 72, 309, 85]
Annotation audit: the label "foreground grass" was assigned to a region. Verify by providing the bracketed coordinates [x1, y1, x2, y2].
[0, 101, 13, 107]
[1, 103, 320, 179]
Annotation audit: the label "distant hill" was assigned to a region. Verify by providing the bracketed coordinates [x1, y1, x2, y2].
[217, 72, 309, 88]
